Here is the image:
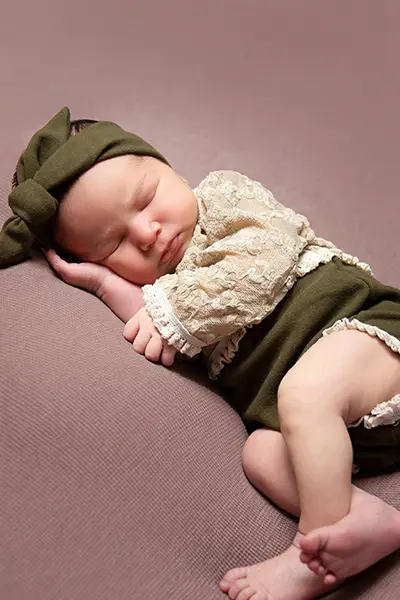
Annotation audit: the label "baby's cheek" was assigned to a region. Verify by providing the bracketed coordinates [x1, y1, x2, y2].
[129, 260, 160, 285]
[106, 250, 151, 285]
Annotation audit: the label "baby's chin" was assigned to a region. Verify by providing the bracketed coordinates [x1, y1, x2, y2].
[156, 254, 183, 279]
[123, 268, 163, 286]
[121, 253, 184, 285]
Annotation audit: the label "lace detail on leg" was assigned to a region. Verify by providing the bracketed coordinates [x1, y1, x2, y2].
[322, 317, 400, 355]
[323, 318, 400, 429]
[362, 395, 400, 429]
[349, 394, 400, 429]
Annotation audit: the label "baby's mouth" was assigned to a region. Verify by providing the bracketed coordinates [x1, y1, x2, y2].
[159, 234, 181, 265]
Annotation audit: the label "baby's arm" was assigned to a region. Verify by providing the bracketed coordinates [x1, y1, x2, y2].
[44, 249, 144, 322]
[44, 250, 177, 366]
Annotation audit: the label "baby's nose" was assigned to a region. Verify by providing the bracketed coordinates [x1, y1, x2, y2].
[139, 221, 161, 252]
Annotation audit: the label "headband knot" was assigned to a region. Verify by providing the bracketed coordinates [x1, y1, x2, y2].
[9, 179, 58, 227]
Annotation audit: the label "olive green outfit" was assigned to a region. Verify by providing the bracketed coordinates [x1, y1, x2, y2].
[218, 257, 400, 474]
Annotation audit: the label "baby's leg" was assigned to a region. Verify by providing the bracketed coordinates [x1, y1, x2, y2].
[221, 427, 400, 599]
[241, 428, 300, 516]
[221, 428, 337, 599]
[220, 331, 400, 600]
[241, 428, 400, 583]
[278, 329, 400, 534]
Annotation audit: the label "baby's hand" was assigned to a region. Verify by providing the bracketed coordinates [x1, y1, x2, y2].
[123, 307, 177, 367]
[43, 248, 113, 296]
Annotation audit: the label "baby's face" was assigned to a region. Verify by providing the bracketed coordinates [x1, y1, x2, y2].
[54, 155, 198, 284]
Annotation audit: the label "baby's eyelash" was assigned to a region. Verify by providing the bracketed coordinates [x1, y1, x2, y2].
[138, 196, 151, 210]
[109, 235, 124, 256]
[135, 181, 157, 211]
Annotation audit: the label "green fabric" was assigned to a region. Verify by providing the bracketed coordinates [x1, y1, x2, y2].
[217, 258, 400, 472]
[0, 107, 170, 267]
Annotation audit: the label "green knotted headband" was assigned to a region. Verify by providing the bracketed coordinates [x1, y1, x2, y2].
[0, 107, 170, 267]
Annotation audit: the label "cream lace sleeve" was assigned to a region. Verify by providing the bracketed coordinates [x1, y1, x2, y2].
[142, 170, 317, 357]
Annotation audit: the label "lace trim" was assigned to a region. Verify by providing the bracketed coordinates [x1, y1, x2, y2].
[207, 328, 247, 380]
[323, 318, 400, 429]
[322, 317, 400, 355]
[297, 245, 373, 278]
[142, 283, 205, 357]
[362, 395, 400, 429]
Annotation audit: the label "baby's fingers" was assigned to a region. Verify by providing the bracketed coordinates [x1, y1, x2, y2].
[144, 334, 163, 363]
[124, 316, 140, 342]
[43, 249, 82, 286]
[132, 328, 152, 355]
[43, 248, 100, 292]
[160, 342, 177, 367]
[42, 248, 69, 275]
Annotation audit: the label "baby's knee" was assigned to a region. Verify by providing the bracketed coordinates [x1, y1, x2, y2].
[242, 430, 265, 480]
[242, 429, 283, 487]
[242, 429, 286, 485]
[277, 368, 330, 430]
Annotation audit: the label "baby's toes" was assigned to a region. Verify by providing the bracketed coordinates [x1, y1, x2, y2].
[324, 571, 338, 586]
[220, 567, 248, 591]
[316, 564, 328, 577]
[236, 587, 256, 600]
[225, 578, 252, 599]
[300, 529, 327, 557]
[308, 558, 326, 578]
[299, 550, 314, 564]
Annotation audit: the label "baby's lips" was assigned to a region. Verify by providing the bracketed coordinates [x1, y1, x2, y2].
[160, 235, 180, 265]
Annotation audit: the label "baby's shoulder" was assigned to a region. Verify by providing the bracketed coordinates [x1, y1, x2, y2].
[196, 169, 252, 188]
[195, 170, 278, 212]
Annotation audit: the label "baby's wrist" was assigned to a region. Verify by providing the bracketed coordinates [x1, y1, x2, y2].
[96, 270, 116, 299]
[97, 272, 145, 322]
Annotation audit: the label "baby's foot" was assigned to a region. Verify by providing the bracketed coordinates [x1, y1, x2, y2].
[220, 542, 337, 600]
[299, 492, 400, 585]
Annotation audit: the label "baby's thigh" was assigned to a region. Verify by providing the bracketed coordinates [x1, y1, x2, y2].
[279, 329, 400, 425]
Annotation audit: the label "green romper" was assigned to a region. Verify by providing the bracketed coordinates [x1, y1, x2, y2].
[217, 257, 400, 474]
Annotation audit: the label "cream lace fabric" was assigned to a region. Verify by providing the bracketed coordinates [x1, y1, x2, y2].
[142, 170, 371, 378]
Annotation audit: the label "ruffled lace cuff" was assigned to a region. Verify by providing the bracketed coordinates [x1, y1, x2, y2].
[142, 283, 206, 357]
[207, 328, 247, 380]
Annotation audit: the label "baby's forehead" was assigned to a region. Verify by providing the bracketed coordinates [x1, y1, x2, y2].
[60, 154, 158, 229]
[79, 155, 149, 195]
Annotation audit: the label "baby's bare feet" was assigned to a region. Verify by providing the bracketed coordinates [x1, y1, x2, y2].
[299, 492, 400, 585]
[220, 542, 336, 600]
